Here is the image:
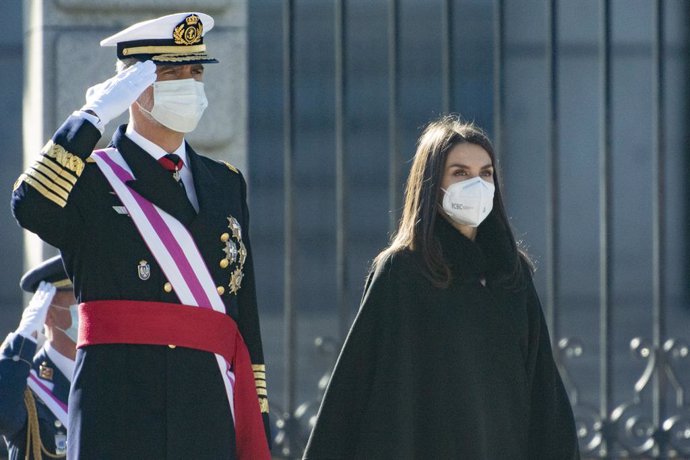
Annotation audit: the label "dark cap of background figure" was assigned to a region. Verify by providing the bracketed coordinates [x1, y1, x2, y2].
[19, 255, 72, 293]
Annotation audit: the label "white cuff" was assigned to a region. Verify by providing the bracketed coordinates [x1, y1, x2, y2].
[74, 110, 105, 134]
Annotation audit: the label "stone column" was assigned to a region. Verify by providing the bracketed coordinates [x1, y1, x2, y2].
[23, 0, 248, 268]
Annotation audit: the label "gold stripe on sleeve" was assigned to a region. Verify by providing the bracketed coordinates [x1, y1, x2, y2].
[259, 397, 269, 413]
[256, 388, 268, 396]
[20, 175, 67, 207]
[255, 381, 267, 389]
[253, 371, 266, 380]
[31, 162, 75, 193]
[41, 141, 85, 177]
[39, 156, 78, 185]
[25, 169, 69, 200]
[251, 364, 266, 372]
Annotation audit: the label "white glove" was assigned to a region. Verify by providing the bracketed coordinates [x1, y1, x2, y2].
[81, 60, 157, 126]
[15, 281, 56, 340]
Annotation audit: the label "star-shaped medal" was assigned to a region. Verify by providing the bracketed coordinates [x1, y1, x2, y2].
[229, 268, 244, 294]
[227, 216, 242, 240]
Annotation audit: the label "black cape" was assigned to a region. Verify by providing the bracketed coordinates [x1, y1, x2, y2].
[304, 215, 579, 459]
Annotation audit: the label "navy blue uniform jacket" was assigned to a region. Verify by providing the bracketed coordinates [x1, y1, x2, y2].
[0, 333, 70, 459]
[11, 116, 270, 460]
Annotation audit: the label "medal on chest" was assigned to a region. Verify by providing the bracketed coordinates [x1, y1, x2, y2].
[220, 216, 246, 295]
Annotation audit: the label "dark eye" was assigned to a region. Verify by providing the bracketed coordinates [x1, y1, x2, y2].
[453, 169, 467, 176]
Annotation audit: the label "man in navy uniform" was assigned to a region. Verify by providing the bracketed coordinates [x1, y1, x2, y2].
[11, 11, 270, 460]
[0, 256, 77, 459]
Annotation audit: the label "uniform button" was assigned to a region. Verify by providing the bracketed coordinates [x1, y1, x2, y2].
[220, 233, 230, 242]
[54, 420, 62, 428]
[217, 286, 226, 295]
[220, 259, 229, 269]
[168, 344, 176, 349]
[164, 282, 173, 293]
[11, 355, 19, 361]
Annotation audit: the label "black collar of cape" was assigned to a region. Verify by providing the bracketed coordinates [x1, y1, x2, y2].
[32, 348, 70, 406]
[109, 125, 219, 226]
[434, 211, 518, 285]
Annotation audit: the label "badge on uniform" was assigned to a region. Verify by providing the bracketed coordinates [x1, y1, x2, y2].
[220, 216, 246, 295]
[229, 268, 244, 294]
[228, 216, 242, 240]
[54, 431, 67, 455]
[138, 260, 151, 281]
[223, 239, 238, 264]
[112, 205, 129, 215]
[39, 362, 54, 381]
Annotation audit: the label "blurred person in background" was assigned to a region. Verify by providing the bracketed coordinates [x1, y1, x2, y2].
[0, 256, 76, 459]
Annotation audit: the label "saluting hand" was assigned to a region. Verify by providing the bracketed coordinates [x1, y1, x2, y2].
[81, 60, 157, 126]
[15, 281, 57, 341]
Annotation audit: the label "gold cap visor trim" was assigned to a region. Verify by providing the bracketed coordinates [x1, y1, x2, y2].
[52, 279, 73, 289]
[122, 44, 206, 56]
[152, 52, 215, 63]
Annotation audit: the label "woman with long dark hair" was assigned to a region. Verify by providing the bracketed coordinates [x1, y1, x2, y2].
[303, 115, 579, 459]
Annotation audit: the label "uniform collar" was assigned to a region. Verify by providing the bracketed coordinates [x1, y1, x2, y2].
[125, 125, 188, 165]
[45, 343, 75, 383]
[112, 125, 197, 225]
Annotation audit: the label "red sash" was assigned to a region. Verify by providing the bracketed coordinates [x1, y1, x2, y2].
[78, 300, 270, 459]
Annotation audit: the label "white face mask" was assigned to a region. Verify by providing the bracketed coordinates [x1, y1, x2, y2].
[441, 177, 495, 227]
[139, 79, 208, 133]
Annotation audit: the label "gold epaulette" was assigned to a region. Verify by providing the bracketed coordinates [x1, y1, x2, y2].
[223, 162, 239, 174]
[14, 140, 85, 208]
[252, 364, 269, 413]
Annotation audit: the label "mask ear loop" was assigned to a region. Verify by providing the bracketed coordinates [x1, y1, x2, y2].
[439, 187, 454, 219]
[50, 303, 77, 311]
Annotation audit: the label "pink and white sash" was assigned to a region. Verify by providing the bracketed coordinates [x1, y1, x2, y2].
[27, 370, 69, 429]
[91, 148, 236, 422]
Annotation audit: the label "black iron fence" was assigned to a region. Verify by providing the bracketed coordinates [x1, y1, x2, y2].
[247, 0, 690, 458]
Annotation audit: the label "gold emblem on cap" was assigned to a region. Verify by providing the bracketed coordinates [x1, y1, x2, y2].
[39, 362, 54, 381]
[163, 282, 173, 293]
[173, 14, 203, 46]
